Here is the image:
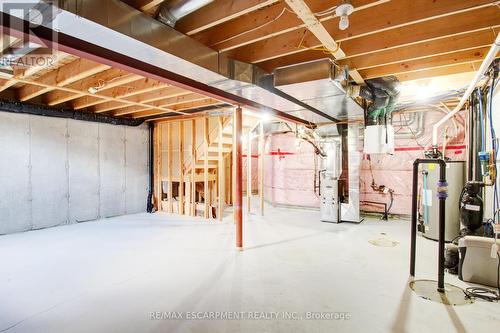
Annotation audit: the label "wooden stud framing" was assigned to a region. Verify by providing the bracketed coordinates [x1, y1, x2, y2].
[218, 116, 225, 221]
[191, 119, 196, 217]
[178, 121, 185, 215]
[203, 117, 209, 219]
[167, 123, 173, 214]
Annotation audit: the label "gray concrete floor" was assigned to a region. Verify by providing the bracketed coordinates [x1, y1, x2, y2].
[1, 198, 499, 333]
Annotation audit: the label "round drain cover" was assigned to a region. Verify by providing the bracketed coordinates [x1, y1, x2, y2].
[409, 279, 473, 305]
[369, 238, 399, 247]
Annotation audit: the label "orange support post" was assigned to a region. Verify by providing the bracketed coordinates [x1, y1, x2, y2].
[234, 107, 243, 250]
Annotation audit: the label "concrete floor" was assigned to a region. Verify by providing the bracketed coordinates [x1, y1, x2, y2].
[1, 199, 499, 333]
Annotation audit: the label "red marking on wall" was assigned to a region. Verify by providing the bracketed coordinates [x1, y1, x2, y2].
[394, 145, 466, 152]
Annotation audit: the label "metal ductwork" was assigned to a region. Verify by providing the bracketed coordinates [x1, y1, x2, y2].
[274, 59, 364, 123]
[157, 0, 213, 27]
[2, 0, 363, 125]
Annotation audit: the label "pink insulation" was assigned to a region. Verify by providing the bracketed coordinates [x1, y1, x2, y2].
[360, 110, 466, 215]
[264, 133, 320, 208]
[262, 110, 467, 215]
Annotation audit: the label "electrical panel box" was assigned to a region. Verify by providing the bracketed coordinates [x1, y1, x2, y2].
[363, 125, 395, 154]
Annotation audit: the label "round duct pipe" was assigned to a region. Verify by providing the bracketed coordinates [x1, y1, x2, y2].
[158, 0, 214, 27]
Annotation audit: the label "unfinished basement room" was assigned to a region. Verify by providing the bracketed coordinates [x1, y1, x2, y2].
[0, 1, 500, 332]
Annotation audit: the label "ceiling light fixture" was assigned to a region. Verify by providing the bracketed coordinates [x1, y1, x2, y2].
[335, 0, 354, 31]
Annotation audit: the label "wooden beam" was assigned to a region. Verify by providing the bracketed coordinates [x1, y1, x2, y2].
[17, 58, 109, 101]
[246, 132, 252, 214]
[167, 122, 173, 213]
[284, 0, 365, 82]
[284, 0, 345, 59]
[176, 0, 280, 35]
[218, 116, 225, 221]
[256, 6, 500, 71]
[193, 0, 383, 52]
[191, 119, 196, 217]
[259, 122, 264, 216]
[203, 117, 209, 219]
[359, 46, 493, 79]
[178, 121, 184, 215]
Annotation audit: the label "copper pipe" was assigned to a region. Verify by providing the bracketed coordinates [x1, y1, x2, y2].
[234, 107, 243, 250]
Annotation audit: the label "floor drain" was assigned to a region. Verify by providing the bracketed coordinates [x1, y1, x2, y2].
[409, 279, 473, 305]
[369, 238, 399, 247]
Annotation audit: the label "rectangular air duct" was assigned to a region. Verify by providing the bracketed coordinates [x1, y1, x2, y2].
[274, 59, 364, 122]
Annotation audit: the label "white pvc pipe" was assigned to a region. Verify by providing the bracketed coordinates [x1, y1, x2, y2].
[432, 33, 500, 147]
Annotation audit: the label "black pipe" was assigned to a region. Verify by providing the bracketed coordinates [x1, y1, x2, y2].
[0, 100, 145, 126]
[410, 158, 447, 292]
[146, 122, 155, 213]
[467, 95, 475, 181]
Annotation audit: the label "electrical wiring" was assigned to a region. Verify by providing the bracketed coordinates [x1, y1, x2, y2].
[464, 253, 500, 302]
[488, 76, 499, 220]
[210, 6, 295, 47]
[314, 5, 338, 17]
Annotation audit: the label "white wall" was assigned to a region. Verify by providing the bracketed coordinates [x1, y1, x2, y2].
[0, 112, 149, 234]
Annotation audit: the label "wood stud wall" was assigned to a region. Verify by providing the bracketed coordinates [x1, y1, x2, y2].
[152, 111, 264, 222]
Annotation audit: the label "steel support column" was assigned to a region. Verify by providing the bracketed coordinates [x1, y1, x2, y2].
[234, 107, 243, 250]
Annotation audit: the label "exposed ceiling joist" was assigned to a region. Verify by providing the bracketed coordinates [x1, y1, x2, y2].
[284, 0, 366, 83]
[175, 0, 280, 35]
[360, 46, 492, 79]
[67, 78, 168, 109]
[43, 68, 141, 106]
[114, 92, 207, 116]
[339, 29, 497, 71]
[284, 0, 345, 59]
[226, 0, 497, 65]
[131, 98, 223, 118]
[90, 86, 193, 113]
[395, 60, 483, 81]
[256, 6, 500, 71]
[0, 50, 69, 93]
[124, 0, 166, 11]
[9, 76, 191, 115]
[193, 0, 385, 52]
[17, 58, 109, 101]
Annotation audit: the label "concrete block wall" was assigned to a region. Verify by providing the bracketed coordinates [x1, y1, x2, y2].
[0, 112, 149, 235]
